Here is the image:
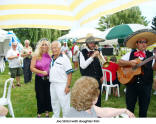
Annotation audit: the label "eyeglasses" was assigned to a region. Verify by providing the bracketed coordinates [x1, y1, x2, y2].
[136, 40, 147, 44]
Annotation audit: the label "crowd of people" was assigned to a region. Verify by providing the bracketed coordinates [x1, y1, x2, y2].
[2, 29, 156, 118]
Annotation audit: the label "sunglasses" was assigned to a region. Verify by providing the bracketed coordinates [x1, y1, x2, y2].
[39, 38, 49, 42]
[136, 40, 147, 44]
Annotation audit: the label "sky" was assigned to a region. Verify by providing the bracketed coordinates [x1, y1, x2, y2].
[139, 0, 156, 27]
[82, 0, 156, 29]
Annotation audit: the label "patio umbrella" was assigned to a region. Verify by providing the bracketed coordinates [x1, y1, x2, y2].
[0, 0, 150, 30]
[104, 24, 147, 40]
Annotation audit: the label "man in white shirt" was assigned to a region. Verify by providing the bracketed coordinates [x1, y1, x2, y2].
[6, 42, 22, 87]
[61, 42, 72, 59]
[61, 42, 69, 55]
[49, 41, 73, 118]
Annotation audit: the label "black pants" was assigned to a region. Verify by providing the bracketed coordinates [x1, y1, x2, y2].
[95, 78, 102, 107]
[23, 58, 32, 83]
[107, 78, 120, 86]
[126, 82, 152, 117]
[35, 75, 52, 114]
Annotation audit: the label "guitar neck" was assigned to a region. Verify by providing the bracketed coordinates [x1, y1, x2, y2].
[137, 55, 155, 67]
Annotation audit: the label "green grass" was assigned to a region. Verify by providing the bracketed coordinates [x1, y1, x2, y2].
[0, 62, 156, 118]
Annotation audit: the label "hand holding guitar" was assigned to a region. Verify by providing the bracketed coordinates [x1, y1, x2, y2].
[129, 59, 138, 67]
[118, 55, 156, 84]
[152, 54, 156, 70]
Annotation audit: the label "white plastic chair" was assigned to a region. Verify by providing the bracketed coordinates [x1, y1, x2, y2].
[101, 69, 120, 101]
[0, 78, 15, 117]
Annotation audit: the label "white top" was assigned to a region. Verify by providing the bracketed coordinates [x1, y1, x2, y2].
[49, 54, 73, 84]
[61, 46, 72, 58]
[121, 51, 155, 66]
[79, 47, 94, 69]
[61, 46, 69, 53]
[79, 52, 94, 69]
[73, 45, 79, 57]
[6, 48, 22, 68]
[121, 52, 131, 61]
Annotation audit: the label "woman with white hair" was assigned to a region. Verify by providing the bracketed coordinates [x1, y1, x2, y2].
[66, 76, 135, 118]
[21, 40, 32, 83]
[30, 38, 52, 117]
[0, 105, 8, 117]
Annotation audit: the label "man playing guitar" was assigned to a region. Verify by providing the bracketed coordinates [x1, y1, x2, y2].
[118, 29, 156, 117]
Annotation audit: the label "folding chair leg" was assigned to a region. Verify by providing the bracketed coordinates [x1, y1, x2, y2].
[108, 87, 111, 95]
[8, 102, 15, 117]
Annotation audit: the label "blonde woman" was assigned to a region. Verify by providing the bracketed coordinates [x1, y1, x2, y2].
[30, 38, 52, 118]
[66, 76, 135, 118]
[21, 40, 32, 83]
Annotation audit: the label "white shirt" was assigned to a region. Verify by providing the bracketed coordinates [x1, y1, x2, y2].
[49, 54, 73, 84]
[73, 45, 79, 57]
[61, 46, 69, 53]
[121, 51, 155, 66]
[79, 47, 94, 69]
[61, 46, 72, 58]
[6, 48, 22, 68]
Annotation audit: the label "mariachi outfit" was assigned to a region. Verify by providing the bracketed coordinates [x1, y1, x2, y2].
[121, 50, 154, 117]
[79, 47, 103, 107]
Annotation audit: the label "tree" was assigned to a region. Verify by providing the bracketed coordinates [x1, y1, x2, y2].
[6, 28, 69, 49]
[151, 16, 156, 30]
[97, 6, 149, 31]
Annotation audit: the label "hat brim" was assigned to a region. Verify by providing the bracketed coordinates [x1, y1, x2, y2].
[125, 29, 156, 49]
[76, 37, 105, 43]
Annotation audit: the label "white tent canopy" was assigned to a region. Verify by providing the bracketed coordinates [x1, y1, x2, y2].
[0, 29, 10, 42]
[58, 27, 103, 40]
[99, 39, 118, 46]
[0, 29, 11, 72]
[0, 0, 151, 30]
[0, 29, 11, 56]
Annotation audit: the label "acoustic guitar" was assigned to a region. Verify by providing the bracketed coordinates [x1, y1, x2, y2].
[117, 55, 155, 85]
